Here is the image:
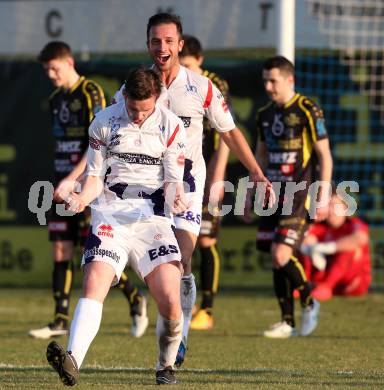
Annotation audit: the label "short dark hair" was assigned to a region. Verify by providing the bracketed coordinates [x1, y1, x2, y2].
[146, 13, 183, 41]
[124, 68, 162, 100]
[263, 55, 295, 77]
[37, 41, 72, 63]
[179, 35, 202, 58]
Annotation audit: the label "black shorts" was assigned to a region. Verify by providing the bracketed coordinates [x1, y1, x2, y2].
[48, 203, 90, 246]
[199, 203, 221, 238]
[256, 199, 309, 253]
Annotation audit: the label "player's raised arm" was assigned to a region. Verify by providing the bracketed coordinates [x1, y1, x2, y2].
[203, 81, 275, 205]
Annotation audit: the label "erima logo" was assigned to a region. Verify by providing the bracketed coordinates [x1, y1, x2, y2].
[97, 224, 113, 238]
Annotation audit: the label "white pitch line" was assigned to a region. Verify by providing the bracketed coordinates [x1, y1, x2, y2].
[0, 364, 369, 376]
[0, 364, 307, 373]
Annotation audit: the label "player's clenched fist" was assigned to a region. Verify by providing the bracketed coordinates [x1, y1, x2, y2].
[64, 192, 86, 213]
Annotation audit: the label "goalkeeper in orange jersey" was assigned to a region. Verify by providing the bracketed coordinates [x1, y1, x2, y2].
[301, 190, 371, 300]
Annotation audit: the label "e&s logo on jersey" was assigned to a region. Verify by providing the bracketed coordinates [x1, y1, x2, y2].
[148, 245, 179, 261]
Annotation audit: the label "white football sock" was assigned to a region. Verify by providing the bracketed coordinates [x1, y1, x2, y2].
[156, 313, 183, 370]
[67, 297, 103, 368]
[180, 273, 196, 345]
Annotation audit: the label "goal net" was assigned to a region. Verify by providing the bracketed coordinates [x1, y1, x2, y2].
[297, 0, 384, 286]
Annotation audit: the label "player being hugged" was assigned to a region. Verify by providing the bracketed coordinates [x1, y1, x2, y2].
[46, 68, 188, 385]
[114, 13, 275, 366]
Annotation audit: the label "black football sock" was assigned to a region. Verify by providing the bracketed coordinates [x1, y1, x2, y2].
[281, 256, 313, 308]
[273, 268, 295, 327]
[200, 245, 220, 313]
[118, 272, 142, 316]
[53, 260, 73, 324]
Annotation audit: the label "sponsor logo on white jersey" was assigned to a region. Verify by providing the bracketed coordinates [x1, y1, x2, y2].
[97, 224, 114, 238]
[185, 84, 197, 93]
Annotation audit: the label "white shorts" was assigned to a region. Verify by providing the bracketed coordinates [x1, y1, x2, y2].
[81, 214, 181, 284]
[173, 192, 203, 236]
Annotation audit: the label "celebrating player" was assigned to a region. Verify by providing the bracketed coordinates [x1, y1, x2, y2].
[46, 68, 187, 385]
[179, 34, 230, 330]
[114, 13, 274, 366]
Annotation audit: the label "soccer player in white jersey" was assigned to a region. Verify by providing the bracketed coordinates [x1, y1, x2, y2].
[46, 68, 188, 385]
[147, 13, 277, 366]
[114, 13, 275, 367]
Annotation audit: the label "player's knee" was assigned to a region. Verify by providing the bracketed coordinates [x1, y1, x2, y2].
[273, 256, 291, 268]
[82, 263, 114, 302]
[164, 307, 181, 321]
[180, 256, 192, 275]
[159, 294, 181, 320]
[180, 247, 193, 263]
[198, 236, 216, 248]
[53, 241, 74, 261]
[272, 247, 292, 267]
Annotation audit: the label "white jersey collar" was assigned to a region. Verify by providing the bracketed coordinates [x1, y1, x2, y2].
[123, 100, 161, 130]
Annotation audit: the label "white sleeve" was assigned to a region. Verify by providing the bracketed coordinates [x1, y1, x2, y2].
[204, 80, 235, 133]
[87, 117, 108, 177]
[163, 118, 186, 183]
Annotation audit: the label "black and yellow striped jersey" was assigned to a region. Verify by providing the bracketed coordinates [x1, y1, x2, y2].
[256, 93, 328, 184]
[49, 76, 105, 184]
[202, 69, 231, 163]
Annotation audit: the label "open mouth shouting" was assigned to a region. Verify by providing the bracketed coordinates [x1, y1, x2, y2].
[156, 55, 171, 66]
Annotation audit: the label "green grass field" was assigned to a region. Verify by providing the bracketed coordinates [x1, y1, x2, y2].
[1, 288, 384, 389]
